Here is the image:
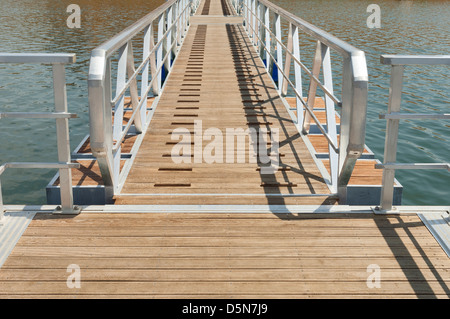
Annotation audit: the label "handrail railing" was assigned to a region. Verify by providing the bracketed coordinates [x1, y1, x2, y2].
[88, 0, 200, 196]
[0, 53, 80, 221]
[240, 0, 368, 200]
[375, 55, 450, 212]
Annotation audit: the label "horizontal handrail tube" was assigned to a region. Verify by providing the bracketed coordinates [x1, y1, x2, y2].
[93, 0, 180, 57]
[380, 113, 450, 120]
[375, 163, 450, 172]
[0, 162, 80, 176]
[381, 55, 450, 66]
[257, 0, 362, 58]
[0, 112, 77, 119]
[0, 53, 76, 64]
[243, 3, 342, 106]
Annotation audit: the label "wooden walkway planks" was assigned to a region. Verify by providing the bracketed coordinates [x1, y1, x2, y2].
[114, 4, 334, 205]
[1, 212, 449, 298]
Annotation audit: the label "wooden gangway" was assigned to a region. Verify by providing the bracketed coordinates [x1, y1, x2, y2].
[0, 0, 448, 299]
[115, 15, 334, 205]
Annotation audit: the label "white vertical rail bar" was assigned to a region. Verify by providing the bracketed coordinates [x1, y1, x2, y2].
[264, 5, 270, 72]
[256, 1, 262, 52]
[292, 25, 303, 126]
[380, 65, 404, 211]
[149, 25, 159, 95]
[175, 0, 180, 46]
[247, 0, 251, 31]
[112, 44, 128, 190]
[281, 23, 293, 96]
[321, 43, 338, 192]
[141, 25, 151, 126]
[126, 41, 143, 133]
[243, 0, 247, 29]
[275, 13, 283, 93]
[302, 41, 322, 133]
[166, 6, 173, 72]
[251, 0, 256, 45]
[156, 13, 165, 94]
[52, 63, 74, 212]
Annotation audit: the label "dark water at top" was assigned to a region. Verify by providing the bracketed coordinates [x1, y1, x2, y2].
[0, 0, 448, 205]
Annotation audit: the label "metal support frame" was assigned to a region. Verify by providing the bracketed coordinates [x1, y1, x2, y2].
[88, 0, 194, 196]
[0, 53, 80, 219]
[377, 54, 450, 212]
[241, 0, 368, 201]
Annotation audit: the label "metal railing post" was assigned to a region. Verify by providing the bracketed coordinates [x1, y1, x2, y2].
[52, 63, 75, 213]
[166, 6, 173, 73]
[302, 41, 322, 133]
[281, 23, 293, 96]
[274, 13, 283, 93]
[321, 43, 338, 192]
[126, 41, 143, 134]
[292, 25, 303, 127]
[380, 65, 404, 211]
[264, 5, 270, 72]
[257, 1, 263, 54]
[141, 25, 151, 128]
[251, 0, 256, 45]
[338, 52, 368, 202]
[112, 44, 128, 190]
[156, 12, 165, 94]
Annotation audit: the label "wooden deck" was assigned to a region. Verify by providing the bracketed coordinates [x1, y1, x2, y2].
[1, 212, 449, 298]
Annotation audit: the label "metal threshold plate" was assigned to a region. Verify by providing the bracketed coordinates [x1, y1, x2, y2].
[418, 211, 450, 258]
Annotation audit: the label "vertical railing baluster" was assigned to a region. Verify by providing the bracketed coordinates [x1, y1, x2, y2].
[292, 25, 303, 127]
[113, 44, 128, 190]
[52, 63, 75, 212]
[321, 43, 338, 192]
[175, 1, 180, 46]
[380, 65, 404, 211]
[126, 41, 143, 134]
[302, 41, 322, 134]
[246, 0, 250, 33]
[149, 24, 159, 95]
[256, 1, 261, 53]
[281, 23, 293, 96]
[166, 6, 173, 73]
[251, 0, 256, 45]
[264, 5, 270, 72]
[156, 12, 165, 94]
[141, 25, 152, 128]
[275, 13, 283, 94]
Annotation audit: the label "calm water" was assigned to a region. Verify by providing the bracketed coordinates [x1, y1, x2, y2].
[0, 0, 448, 205]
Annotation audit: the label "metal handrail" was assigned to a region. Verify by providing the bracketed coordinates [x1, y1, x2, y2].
[0, 53, 80, 221]
[88, 0, 200, 196]
[376, 54, 450, 212]
[240, 0, 368, 199]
